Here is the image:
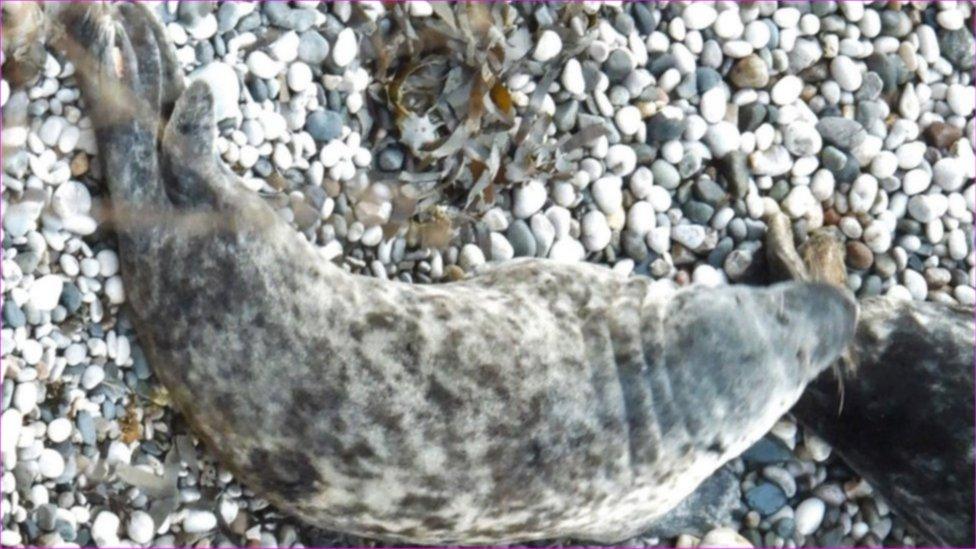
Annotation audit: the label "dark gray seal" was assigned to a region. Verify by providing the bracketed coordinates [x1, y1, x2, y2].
[59, 5, 856, 544]
[765, 213, 975, 547]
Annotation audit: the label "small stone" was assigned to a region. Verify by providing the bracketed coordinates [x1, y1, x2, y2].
[646, 113, 685, 143]
[38, 448, 65, 478]
[458, 244, 486, 271]
[548, 239, 585, 263]
[705, 122, 740, 159]
[29, 275, 64, 311]
[513, 180, 548, 219]
[581, 211, 612, 252]
[91, 512, 120, 546]
[332, 28, 358, 68]
[533, 30, 562, 62]
[902, 169, 931, 195]
[816, 117, 866, 150]
[246, 50, 283, 79]
[923, 122, 962, 150]
[81, 365, 105, 390]
[907, 194, 949, 223]
[506, 220, 537, 258]
[830, 55, 862, 91]
[700, 527, 753, 548]
[127, 511, 154, 545]
[795, 498, 827, 536]
[561, 58, 585, 96]
[846, 241, 874, 270]
[286, 62, 313, 92]
[183, 510, 217, 534]
[898, 83, 920, 120]
[47, 418, 72, 443]
[783, 122, 822, 157]
[745, 483, 788, 517]
[306, 110, 343, 142]
[651, 160, 680, 190]
[940, 28, 975, 70]
[682, 3, 717, 30]
[771, 75, 802, 105]
[614, 105, 642, 136]
[738, 102, 766, 132]
[947, 84, 976, 117]
[729, 55, 769, 88]
[672, 224, 706, 250]
[903, 269, 928, 300]
[298, 31, 329, 65]
[700, 87, 727, 124]
[603, 49, 635, 82]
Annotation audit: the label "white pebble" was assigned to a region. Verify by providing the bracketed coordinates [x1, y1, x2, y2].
[47, 418, 72, 443]
[533, 30, 563, 62]
[548, 239, 585, 263]
[91, 511, 121, 546]
[700, 87, 727, 124]
[512, 180, 548, 219]
[489, 233, 514, 262]
[561, 59, 585, 96]
[614, 105, 642, 136]
[592, 176, 623, 215]
[581, 211, 611, 252]
[771, 75, 803, 105]
[38, 448, 65, 478]
[332, 28, 358, 68]
[246, 51, 282, 79]
[287, 62, 313, 92]
[902, 169, 931, 195]
[127, 510, 155, 545]
[29, 275, 64, 311]
[794, 498, 826, 536]
[183, 510, 217, 534]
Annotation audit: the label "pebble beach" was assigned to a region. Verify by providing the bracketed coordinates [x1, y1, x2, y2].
[1, 1, 974, 547]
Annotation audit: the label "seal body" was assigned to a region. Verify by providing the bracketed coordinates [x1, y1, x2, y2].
[61, 5, 857, 544]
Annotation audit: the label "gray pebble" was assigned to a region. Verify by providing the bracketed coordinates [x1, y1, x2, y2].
[505, 220, 537, 258]
[816, 117, 866, 150]
[306, 109, 343, 142]
[298, 30, 330, 65]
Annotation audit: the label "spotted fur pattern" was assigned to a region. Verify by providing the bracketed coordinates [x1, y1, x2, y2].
[60, 5, 857, 544]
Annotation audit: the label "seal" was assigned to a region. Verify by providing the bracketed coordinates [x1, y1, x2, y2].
[59, 5, 857, 544]
[764, 213, 975, 547]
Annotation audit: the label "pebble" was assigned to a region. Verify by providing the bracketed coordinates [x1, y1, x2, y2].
[513, 181, 548, 219]
[506, 221, 537, 258]
[306, 110, 343, 142]
[548, 239, 585, 263]
[562, 59, 585, 96]
[745, 483, 788, 517]
[729, 55, 769, 88]
[533, 30, 562, 62]
[907, 194, 949, 223]
[182, 510, 217, 533]
[127, 511, 154, 545]
[38, 449, 65, 479]
[246, 50, 283, 79]
[90, 511, 120, 546]
[614, 106, 642, 136]
[47, 418, 72, 443]
[700, 87, 727, 124]
[29, 275, 64, 311]
[770, 75, 802, 105]
[830, 56, 862, 91]
[581, 211, 612, 252]
[591, 176, 623, 215]
[795, 498, 827, 536]
[672, 224, 706, 250]
[286, 62, 313, 92]
[332, 28, 358, 67]
[816, 117, 866, 150]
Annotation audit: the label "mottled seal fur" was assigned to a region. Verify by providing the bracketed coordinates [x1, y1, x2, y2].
[61, 5, 856, 544]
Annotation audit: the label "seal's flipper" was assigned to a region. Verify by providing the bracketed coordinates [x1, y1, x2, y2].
[117, 4, 162, 126]
[118, 2, 183, 122]
[160, 80, 225, 209]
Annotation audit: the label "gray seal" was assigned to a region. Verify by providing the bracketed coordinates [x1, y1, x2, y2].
[59, 5, 856, 545]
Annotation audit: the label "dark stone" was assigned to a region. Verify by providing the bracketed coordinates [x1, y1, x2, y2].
[675, 72, 698, 99]
[646, 113, 685, 143]
[865, 53, 899, 94]
[60, 283, 83, 314]
[694, 178, 726, 206]
[647, 53, 677, 76]
[237, 12, 262, 33]
[683, 201, 715, 225]
[554, 100, 579, 132]
[622, 231, 648, 262]
[36, 504, 58, 531]
[742, 436, 792, 465]
[247, 77, 269, 102]
[707, 237, 734, 268]
[924, 122, 963, 149]
[603, 49, 635, 82]
[3, 300, 26, 328]
[253, 158, 273, 178]
[306, 109, 343, 142]
[695, 67, 722, 94]
[738, 102, 767, 132]
[941, 29, 976, 70]
[632, 2, 656, 35]
[744, 482, 788, 517]
[718, 151, 750, 199]
[194, 40, 214, 65]
[506, 220, 536, 258]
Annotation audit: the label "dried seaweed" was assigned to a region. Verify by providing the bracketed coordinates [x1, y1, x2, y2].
[362, 3, 601, 243]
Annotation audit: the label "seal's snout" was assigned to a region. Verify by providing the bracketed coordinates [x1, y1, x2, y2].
[779, 282, 858, 378]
